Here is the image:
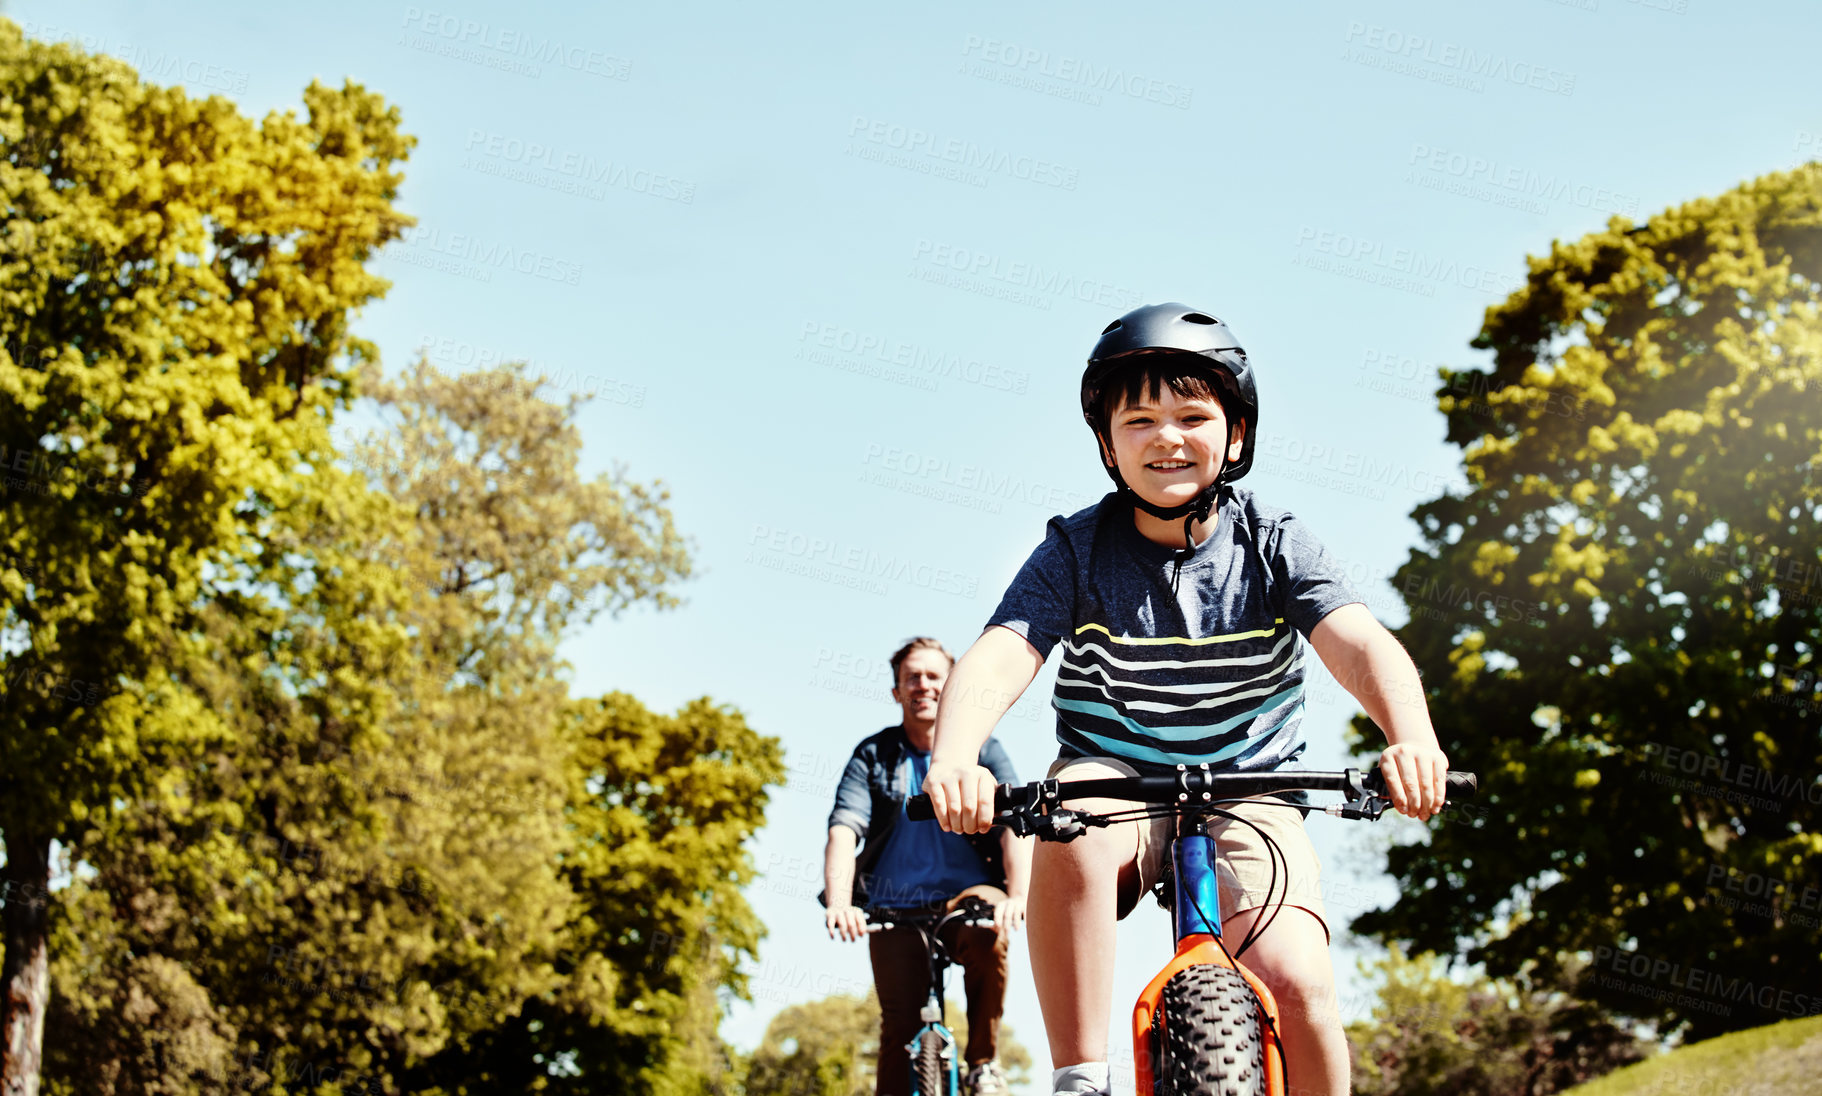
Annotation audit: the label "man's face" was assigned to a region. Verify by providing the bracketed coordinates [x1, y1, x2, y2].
[1102, 386, 1244, 509]
[891, 648, 949, 725]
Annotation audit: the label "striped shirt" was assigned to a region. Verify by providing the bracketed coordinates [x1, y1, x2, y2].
[987, 488, 1363, 774]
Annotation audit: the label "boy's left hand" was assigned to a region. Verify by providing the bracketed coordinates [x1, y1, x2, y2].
[1379, 742, 1450, 821]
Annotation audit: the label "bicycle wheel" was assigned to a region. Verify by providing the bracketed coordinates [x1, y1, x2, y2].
[912, 1027, 953, 1096]
[1155, 964, 1268, 1096]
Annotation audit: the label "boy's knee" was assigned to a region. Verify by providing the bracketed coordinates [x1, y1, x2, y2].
[1241, 935, 1337, 1007]
[1255, 959, 1337, 1011]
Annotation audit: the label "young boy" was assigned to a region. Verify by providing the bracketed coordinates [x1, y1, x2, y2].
[921, 303, 1451, 1096]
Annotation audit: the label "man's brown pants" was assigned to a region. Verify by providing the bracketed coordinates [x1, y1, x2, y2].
[867, 884, 1009, 1096]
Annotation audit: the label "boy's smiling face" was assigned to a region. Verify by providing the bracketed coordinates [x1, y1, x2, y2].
[1102, 386, 1246, 511]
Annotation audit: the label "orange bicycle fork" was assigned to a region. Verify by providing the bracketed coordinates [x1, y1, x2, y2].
[1130, 832, 1286, 1095]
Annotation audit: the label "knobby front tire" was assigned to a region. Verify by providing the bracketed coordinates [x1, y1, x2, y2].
[1156, 964, 1269, 1096]
[913, 1028, 953, 1096]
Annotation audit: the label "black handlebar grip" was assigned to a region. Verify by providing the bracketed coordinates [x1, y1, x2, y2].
[1364, 768, 1479, 798]
[906, 793, 936, 822]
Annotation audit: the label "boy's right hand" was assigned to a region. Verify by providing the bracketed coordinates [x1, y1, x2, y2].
[922, 761, 999, 834]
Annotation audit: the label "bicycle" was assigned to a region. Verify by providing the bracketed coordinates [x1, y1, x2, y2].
[863, 895, 1000, 1096]
[908, 761, 1477, 1096]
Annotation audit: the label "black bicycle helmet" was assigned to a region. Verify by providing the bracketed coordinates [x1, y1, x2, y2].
[1081, 303, 1260, 534]
[1083, 303, 1257, 476]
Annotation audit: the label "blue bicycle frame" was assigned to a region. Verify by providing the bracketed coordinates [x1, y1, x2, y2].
[906, 1002, 960, 1096]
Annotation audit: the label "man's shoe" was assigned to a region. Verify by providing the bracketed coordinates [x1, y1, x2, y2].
[964, 1059, 1010, 1095]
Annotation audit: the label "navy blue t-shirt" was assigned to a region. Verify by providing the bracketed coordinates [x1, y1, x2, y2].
[868, 748, 993, 907]
[986, 487, 1363, 774]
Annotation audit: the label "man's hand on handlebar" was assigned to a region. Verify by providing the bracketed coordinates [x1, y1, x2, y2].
[825, 903, 868, 943]
[993, 895, 1027, 935]
[1378, 742, 1450, 821]
[922, 760, 998, 834]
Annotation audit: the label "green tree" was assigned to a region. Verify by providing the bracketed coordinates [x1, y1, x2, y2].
[421, 690, 781, 1096]
[1347, 948, 1648, 1096]
[1353, 164, 1822, 1039]
[740, 989, 1033, 1096]
[41, 360, 718, 1095]
[0, 18, 413, 1091]
[742, 992, 878, 1096]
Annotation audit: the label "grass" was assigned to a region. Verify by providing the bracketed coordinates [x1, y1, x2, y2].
[1564, 1014, 1822, 1096]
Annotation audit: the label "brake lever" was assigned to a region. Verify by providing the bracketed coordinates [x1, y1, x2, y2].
[1043, 809, 1093, 843]
[1000, 802, 1100, 843]
[1327, 768, 1391, 821]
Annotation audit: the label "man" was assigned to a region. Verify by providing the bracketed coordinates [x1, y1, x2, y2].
[823, 637, 1032, 1096]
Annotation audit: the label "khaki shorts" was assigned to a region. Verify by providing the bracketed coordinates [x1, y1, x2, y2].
[1047, 756, 1329, 941]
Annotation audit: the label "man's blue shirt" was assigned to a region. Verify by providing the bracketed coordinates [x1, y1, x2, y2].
[825, 726, 1020, 908]
[867, 748, 991, 907]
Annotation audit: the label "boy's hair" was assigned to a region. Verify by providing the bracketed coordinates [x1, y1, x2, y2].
[888, 637, 953, 687]
[1091, 351, 1241, 442]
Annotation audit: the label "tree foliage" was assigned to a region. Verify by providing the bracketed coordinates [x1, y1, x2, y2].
[415, 690, 782, 1096]
[37, 354, 756, 1096]
[1347, 948, 1648, 1096]
[1354, 164, 1822, 1039]
[741, 991, 878, 1096]
[0, 17, 413, 1089]
[738, 989, 1032, 1096]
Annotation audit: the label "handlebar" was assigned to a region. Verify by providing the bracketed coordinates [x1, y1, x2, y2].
[864, 915, 996, 934]
[859, 895, 999, 936]
[905, 763, 1477, 834]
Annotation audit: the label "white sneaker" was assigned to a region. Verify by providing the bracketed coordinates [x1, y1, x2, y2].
[964, 1059, 1010, 1095]
[1050, 1060, 1110, 1095]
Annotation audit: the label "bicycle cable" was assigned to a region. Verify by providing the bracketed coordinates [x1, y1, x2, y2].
[1074, 795, 1294, 958]
[1170, 814, 1287, 1053]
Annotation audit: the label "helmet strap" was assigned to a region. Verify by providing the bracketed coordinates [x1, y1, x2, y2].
[1096, 430, 1232, 525]
[1098, 437, 1231, 593]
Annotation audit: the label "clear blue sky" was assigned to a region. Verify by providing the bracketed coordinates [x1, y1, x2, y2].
[16, 0, 1817, 1088]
